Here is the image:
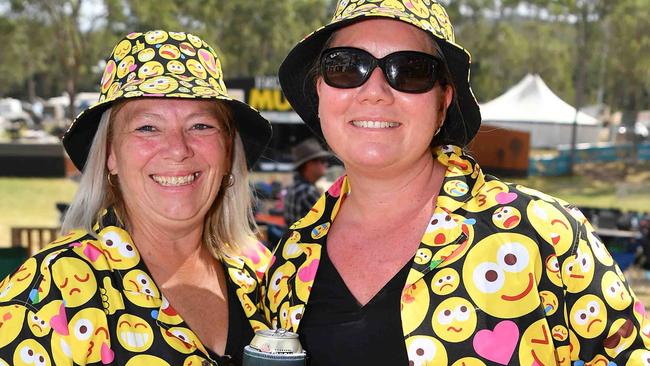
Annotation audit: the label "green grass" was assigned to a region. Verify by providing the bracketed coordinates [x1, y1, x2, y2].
[0, 178, 78, 246]
[506, 161, 650, 213]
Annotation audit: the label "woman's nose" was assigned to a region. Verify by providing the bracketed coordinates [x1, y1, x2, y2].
[356, 67, 395, 104]
[165, 130, 193, 160]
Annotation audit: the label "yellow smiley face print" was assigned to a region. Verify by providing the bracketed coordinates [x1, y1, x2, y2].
[0, 304, 27, 348]
[159, 44, 181, 60]
[161, 326, 204, 354]
[144, 30, 168, 44]
[112, 39, 132, 61]
[139, 76, 179, 94]
[451, 357, 486, 366]
[414, 248, 432, 265]
[137, 48, 156, 62]
[627, 349, 650, 365]
[601, 271, 632, 311]
[100, 60, 117, 93]
[168, 31, 186, 41]
[117, 55, 135, 79]
[179, 42, 196, 56]
[166, 60, 185, 74]
[570, 294, 607, 339]
[431, 267, 460, 296]
[290, 195, 327, 229]
[432, 297, 477, 342]
[544, 254, 563, 287]
[117, 314, 154, 352]
[228, 267, 256, 293]
[186, 33, 203, 48]
[126, 355, 171, 366]
[13, 339, 51, 366]
[603, 318, 636, 358]
[443, 179, 469, 197]
[197, 49, 219, 78]
[27, 300, 62, 337]
[492, 206, 522, 230]
[588, 229, 614, 266]
[311, 223, 330, 239]
[186, 59, 206, 79]
[527, 200, 574, 256]
[464, 180, 510, 213]
[0, 258, 37, 302]
[137, 61, 164, 79]
[123, 270, 160, 308]
[52, 308, 112, 365]
[552, 324, 569, 342]
[52, 257, 97, 307]
[267, 262, 296, 312]
[405, 335, 448, 366]
[517, 319, 556, 366]
[562, 239, 595, 293]
[462, 233, 542, 318]
[540, 290, 559, 316]
[401, 280, 430, 335]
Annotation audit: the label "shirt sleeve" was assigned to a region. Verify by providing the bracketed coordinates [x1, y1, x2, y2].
[561, 212, 650, 363]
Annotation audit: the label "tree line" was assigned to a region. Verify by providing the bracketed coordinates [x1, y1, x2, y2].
[0, 0, 647, 122]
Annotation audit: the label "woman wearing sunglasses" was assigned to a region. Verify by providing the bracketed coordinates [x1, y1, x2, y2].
[263, 1, 650, 365]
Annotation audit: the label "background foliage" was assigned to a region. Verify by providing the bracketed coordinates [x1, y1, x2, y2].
[0, 0, 648, 120]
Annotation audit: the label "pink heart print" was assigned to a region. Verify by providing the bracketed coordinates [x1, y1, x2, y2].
[327, 176, 345, 197]
[473, 320, 519, 365]
[50, 303, 69, 335]
[495, 192, 517, 205]
[298, 259, 320, 282]
[83, 242, 102, 262]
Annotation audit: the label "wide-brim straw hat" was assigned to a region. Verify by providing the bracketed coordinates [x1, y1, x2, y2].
[278, 1, 481, 147]
[63, 30, 272, 170]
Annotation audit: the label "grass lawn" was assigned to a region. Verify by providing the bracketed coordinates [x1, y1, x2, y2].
[0, 178, 78, 246]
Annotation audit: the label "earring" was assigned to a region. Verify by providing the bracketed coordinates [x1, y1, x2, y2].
[434, 120, 445, 136]
[223, 173, 235, 188]
[107, 173, 117, 187]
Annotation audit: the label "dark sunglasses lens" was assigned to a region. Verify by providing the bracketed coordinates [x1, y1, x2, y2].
[322, 50, 371, 88]
[386, 53, 437, 92]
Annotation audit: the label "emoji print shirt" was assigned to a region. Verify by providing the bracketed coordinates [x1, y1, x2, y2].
[0, 208, 270, 366]
[263, 145, 650, 365]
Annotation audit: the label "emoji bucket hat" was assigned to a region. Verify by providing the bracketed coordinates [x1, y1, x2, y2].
[63, 30, 272, 170]
[278, 0, 481, 147]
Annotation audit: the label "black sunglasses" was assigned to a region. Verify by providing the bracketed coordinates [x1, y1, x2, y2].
[320, 47, 442, 93]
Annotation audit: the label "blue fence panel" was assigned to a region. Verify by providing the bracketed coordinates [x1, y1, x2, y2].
[530, 142, 650, 176]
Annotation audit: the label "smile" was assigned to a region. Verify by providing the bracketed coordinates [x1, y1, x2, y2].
[501, 273, 534, 301]
[151, 173, 199, 186]
[350, 120, 400, 128]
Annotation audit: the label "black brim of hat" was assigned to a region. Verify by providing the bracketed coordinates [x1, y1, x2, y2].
[278, 17, 481, 147]
[63, 94, 271, 171]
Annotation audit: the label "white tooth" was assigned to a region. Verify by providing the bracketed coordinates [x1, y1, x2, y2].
[126, 331, 136, 347]
[352, 120, 399, 129]
[153, 174, 196, 186]
[135, 333, 144, 347]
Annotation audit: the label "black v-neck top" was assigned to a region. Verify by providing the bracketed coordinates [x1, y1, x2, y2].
[297, 248, 411, 365]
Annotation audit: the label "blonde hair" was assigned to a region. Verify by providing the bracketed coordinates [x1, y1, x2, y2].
[62, 102, 258, 259]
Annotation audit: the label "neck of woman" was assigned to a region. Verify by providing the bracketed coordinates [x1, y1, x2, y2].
[343, 157, 446, 223]
[127, 215, 212, 284]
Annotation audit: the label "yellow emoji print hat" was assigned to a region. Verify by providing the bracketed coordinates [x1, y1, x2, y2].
[63, 30, 272, 170]
[279, 0, 481, 147]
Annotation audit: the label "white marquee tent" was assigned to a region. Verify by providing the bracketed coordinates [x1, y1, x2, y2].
[480, 74, 601, 148]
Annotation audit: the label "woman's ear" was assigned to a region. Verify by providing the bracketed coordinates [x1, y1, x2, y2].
[107, 142, 117, 174]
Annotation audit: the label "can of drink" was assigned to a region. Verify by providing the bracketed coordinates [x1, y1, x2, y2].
[242, 328, 307, 366]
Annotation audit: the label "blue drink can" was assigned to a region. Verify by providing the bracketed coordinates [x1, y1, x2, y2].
[243, 329, 307, 365]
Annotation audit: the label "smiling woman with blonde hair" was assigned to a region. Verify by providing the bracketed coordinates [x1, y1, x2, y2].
[0, 30, 272, 366]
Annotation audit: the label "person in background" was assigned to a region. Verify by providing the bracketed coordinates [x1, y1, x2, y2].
[283, 138, 331, 226]
[263, 1, 650, 365]
[0, 30, 272, 366]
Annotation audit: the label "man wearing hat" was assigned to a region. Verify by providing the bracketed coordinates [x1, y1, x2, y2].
[283, 138, 331, 226]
